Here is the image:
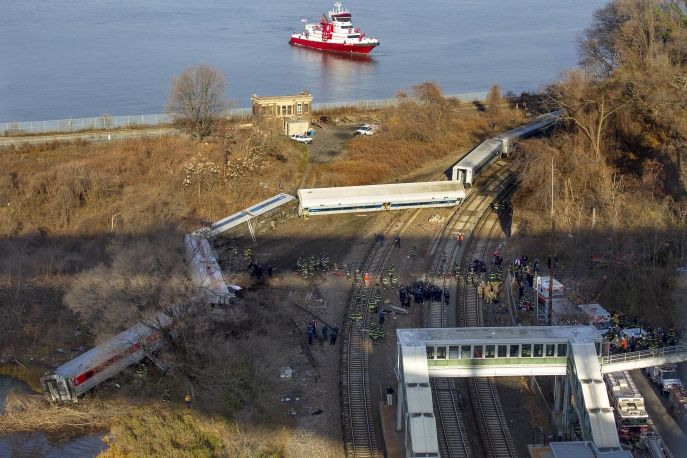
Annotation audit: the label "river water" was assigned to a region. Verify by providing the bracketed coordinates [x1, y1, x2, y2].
[0, 0, 607, 122]
[0, 377, 106, 458]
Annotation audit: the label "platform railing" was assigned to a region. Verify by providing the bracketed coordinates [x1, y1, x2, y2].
[601, 343, 687, 365]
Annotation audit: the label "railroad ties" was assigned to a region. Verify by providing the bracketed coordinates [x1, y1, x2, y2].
[341, 237, 388, 458]
[431, 378, 473, 458]
[457, 171, 518, 458]
[470, 378, 518, 458]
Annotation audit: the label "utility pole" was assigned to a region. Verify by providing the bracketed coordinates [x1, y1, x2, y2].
[548, 156, 555, 326]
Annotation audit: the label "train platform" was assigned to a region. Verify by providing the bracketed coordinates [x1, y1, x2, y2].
[379, 401, 405, 458]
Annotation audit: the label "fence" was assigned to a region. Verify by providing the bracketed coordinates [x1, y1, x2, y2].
[600, 343, 687, 366]
[0, 91, 488, 136]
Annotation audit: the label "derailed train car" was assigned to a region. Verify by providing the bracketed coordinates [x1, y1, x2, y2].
[41, 311, 174, 402]
[42, 233, 233, 402]
[452, 110, 564, 185]
[297, 181, 465, 216]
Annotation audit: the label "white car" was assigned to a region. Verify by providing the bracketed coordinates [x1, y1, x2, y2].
[290, 134, 313, 144]
[354, 124, 377, 136]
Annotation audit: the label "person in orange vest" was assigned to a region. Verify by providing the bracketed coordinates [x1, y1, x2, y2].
[363, 272, 370, 283]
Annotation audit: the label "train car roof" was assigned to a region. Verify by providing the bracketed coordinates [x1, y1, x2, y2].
[54, 311, 173, 378]
[497, 110, 564, 142]
[210, 193, 295, 237]
[185, 233, 230, 299]
[453, 138, 502, 169]
[298, 181, 464, 207]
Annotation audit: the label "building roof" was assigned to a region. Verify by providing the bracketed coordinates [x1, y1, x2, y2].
[397, 326, 603, 347]
[251, 92, 312, 103]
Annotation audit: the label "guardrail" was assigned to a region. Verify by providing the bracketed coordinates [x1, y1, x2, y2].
[601, 343, 687, 365]
[1, 91, 488, 136]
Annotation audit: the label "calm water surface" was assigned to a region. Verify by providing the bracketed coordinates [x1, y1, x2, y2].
[0, 377, 106, 458]
[1, 0, 605, 122]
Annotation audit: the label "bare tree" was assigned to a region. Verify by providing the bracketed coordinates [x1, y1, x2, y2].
[166, 64, 227, 139]
[546, 70, 627, 163]
[486, 84, 503, 118]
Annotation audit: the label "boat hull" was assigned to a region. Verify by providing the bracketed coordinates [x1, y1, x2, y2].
[289, 36, 378, 55]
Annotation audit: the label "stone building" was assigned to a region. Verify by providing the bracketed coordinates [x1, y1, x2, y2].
[251, 91, 312, 135]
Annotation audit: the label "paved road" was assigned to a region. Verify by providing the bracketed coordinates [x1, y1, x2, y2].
[630, 369, 687, 455]
[0, 127, 179, 148]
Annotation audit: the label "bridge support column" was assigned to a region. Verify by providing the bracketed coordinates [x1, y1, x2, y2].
[396, 379, 404, 432]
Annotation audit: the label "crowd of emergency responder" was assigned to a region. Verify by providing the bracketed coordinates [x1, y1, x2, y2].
[604, 312, 681, 354]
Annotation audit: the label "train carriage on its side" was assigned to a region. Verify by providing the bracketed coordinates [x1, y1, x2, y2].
[41, 311, 173, 403]
[297, 181, 465, 216]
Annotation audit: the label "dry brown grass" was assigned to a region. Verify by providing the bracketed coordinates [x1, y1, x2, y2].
[0, 391, 128, 438]
[311, 85, 523, 187]
[0, 362, 45, 392]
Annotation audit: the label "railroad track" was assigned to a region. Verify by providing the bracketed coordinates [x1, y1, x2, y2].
[341, 236, 384, 458]
[340, 161, 517, 457]
[423, 166, 515, 458]
[458, 182, 519, 458]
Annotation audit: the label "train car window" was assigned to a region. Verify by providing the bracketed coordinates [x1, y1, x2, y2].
[509, 344, 520, 357]
[497, 345, 508, 357]
[436, 346, 447, 359]
[557, 344, 568, 357]
[449, 346, 460, 359]
[545, 344, 556, 357]
[533, 344, 544, 357]
[473, 345, 483, 358]
[426, 347, 434, 360]
[485, 345, 496, 358]
[521, 344, 532, 357]
[461, 345, 471, 359]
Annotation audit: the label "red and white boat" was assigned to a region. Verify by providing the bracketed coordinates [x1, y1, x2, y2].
[289, 2, 379, 55]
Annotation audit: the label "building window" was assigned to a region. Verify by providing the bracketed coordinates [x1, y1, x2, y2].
[497, 345, 507, 358]
[297, 103, 302, 114]
[461, 345, 471, 359]
[449, 346, 460, 359]
[545, 344, 556, 357]
[533, 344, 544, 357]
[287, 105, 292, 115]
[509, 344, 520, 357]
[557, 344, 568, 357]
[473, 345, 483, 358]
[485, 345, 496, 358]
[426, 347, 434, 360]
[521, 344, 532, 357]
[303, 102, 310, 113]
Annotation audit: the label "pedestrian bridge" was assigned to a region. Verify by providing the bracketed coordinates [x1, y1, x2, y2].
[395, 326, 687, 457]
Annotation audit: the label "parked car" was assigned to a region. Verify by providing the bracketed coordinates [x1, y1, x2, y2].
[290, 134, 313, 144]
[354, 124, 377, 136]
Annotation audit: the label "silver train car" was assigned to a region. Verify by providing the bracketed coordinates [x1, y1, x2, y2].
[297, 181, 465, 216]
[209, 193, 296, 238]
[184, 231, 234, 305]
[452, 110, 564, 185]
[41, 311, 174, 402]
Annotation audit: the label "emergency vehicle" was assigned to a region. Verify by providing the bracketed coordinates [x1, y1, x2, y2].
[604, 370, 650, 441]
